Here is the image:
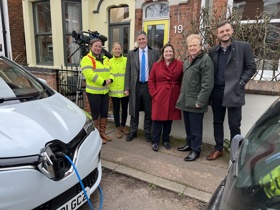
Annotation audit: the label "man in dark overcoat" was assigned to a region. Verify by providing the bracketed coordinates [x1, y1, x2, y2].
[207, 20, 257, 160]
[124, 31, 160, 142]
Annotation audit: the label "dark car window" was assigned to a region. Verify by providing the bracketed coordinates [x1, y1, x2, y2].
[0, 57, 53, 104]
[235, 98, 280, 209]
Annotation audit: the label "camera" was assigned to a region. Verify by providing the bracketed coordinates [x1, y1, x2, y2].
[72, 30, 112, 58]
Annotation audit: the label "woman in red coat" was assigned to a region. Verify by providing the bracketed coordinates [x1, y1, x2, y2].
[148, 43, 183, 151]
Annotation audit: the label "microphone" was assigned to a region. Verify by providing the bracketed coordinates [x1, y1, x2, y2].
[99, 35, 107, 42]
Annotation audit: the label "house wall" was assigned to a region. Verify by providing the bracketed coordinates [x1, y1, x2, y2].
[7, 0, 26, 64]
[131, 94, 278, 144]
[0, 0, 24, 61]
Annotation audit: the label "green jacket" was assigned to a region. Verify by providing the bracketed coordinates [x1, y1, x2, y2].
[109, 55, 127, 98]
[176, 52, 214, 113]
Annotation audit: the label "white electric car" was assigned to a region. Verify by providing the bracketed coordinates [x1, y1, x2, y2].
[0, 56, 102, 210]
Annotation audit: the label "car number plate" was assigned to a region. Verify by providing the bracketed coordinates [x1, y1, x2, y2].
[56, 187, 90, 210]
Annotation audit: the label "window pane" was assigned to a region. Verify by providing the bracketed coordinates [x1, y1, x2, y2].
[145, 3, 169, 18]
[234, 0, 280, 19]
[64, 1, 82, 65]
[66, 35, 81, 64]
[65, 2, 81, 33]
[34, 2, 52, 33]
[110, 7, 129, 23]
[112, 28, 120, 43]
[147, 24, 164, 50]
[123, 26, 129, 55]
[36, 35, 53, 63]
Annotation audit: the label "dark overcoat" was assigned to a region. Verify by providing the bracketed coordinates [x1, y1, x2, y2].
[148, 59, 183, 121]
[208, 40, 256, 107]
[124, 46, 160, 117]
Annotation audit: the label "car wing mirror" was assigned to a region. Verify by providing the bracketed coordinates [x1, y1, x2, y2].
[38, 78, 47, 84]
[230, 134, 244, 163]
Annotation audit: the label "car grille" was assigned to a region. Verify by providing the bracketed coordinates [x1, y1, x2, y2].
[33, 167, 99, 210]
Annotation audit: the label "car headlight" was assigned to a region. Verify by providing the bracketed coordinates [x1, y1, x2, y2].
[84, 118, 94, 135]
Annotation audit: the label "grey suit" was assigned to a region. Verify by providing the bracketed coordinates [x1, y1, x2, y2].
[208, 40, 256, 151]
[124, 46, 160, 134]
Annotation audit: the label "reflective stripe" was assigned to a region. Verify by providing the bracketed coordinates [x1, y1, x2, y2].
[86, 85, 109, 91]
[92, 74, 98, 82]
[87, 54, 96, 69]
[113, 73, 125, 77]
[82, 66, 94, 71]
[94, 68, 110, 72]
[110, 90, 124, 95]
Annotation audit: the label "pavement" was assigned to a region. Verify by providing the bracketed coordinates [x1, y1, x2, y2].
[100, 121, 229, 204]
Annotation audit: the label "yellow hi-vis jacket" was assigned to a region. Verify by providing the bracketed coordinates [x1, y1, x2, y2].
[109, 55, 128, 98]
[80, 51, 114, 95]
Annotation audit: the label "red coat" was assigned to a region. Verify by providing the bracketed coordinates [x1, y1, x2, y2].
[148, 59, 183, 121]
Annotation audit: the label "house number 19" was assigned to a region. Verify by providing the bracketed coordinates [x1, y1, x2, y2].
[173, 25, 183, 33]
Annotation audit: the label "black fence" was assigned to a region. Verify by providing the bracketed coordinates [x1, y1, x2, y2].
[56, 66, 85, 108]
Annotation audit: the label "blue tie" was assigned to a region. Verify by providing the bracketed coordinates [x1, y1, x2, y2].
[141, 50, 146, 82]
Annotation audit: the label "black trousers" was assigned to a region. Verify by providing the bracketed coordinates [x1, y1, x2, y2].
[183, 111, 204, 153]
[87, 93, 109, 120]
[111, 96, 129, 128]
[152, 120, 173, 144]
[130, 83, 152, 135]
[211, 87, 242, 151]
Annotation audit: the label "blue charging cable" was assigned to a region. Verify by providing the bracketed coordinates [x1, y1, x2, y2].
[64, 155, 103, 210]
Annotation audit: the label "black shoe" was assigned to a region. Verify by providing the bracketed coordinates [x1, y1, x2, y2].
[177, 143, 191, 152]
[184, 151, 200, 161]
[163, 142, 171, 150]
[145, 133, 151, 142]
[126, 133, 137, 142]
[152, 143, 159, 152]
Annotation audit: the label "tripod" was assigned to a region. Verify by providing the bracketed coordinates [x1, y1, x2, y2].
[66, 44, 85, 106]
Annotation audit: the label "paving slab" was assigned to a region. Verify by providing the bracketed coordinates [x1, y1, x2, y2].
[100, 122, 229, 203]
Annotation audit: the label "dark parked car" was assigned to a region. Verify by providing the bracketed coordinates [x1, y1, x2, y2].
[206, 97, 280, 210]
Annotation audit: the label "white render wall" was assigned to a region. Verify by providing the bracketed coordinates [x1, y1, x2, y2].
[130, 94, 279, 145]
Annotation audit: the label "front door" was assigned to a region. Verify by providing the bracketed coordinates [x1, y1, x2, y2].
[143, 20, 169, 50]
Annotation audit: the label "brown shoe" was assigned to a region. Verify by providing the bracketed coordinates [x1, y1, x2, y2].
[120, 126, 130, 135]
[116, 127, 122, 139]
[206, 150, 223, 161]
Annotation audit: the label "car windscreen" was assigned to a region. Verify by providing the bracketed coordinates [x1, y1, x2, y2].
[235, 98, 280, 209]
[0, 57, 51, 104]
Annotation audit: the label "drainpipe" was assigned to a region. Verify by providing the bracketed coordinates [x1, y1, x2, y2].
[0, 0, 8, 57]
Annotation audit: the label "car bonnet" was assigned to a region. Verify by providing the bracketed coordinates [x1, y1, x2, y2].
[0, 93, 86, 157]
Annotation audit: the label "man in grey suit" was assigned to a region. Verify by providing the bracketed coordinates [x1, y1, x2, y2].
[124, 31, 160, 142]
[207, 20, 256, 160]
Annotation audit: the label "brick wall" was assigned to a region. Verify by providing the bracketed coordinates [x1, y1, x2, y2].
[135, 9, 143, 33]
[7, 0, 26, 64]
[25, 67, 57, 91]
[242, 0, 264, 19]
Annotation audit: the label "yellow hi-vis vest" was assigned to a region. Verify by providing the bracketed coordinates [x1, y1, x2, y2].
[80, 52, 114, 94]
[109, 55, 128, 98]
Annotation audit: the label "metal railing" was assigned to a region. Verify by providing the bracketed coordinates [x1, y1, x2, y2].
[56, 66, 85, 108]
